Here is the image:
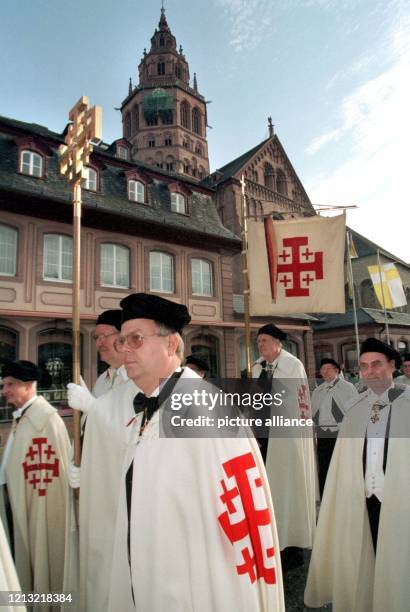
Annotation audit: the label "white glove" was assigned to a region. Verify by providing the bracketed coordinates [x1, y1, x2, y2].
[67, 383, 95, 413]
[67, 462, 81, 489]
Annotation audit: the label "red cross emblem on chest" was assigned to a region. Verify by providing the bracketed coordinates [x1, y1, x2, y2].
[22, 437, 60, 496]
[218, 452, 276, 585]
[277, 236, 323, 297]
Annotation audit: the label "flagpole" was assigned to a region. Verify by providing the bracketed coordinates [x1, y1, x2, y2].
[240, 174, 252, 378]
[377, 248, 390, 343]
[346, 230, 360, 366]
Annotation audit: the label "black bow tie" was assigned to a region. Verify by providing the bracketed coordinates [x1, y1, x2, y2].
[133, 393, 159, 421]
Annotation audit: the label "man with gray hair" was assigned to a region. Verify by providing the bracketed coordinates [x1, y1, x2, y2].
[69, 293, 285, 612]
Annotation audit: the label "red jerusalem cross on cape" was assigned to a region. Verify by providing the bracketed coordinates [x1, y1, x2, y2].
[248, 214, 346, 315]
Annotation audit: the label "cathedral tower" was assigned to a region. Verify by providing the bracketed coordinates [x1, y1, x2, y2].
[120, 8, 210, 180]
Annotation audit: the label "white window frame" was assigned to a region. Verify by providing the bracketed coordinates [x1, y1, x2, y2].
[128, 180, 145, 204]
[191, 258, 213, 296]
[171, 192, 186, 214]
[43, 234, 73, 282]
[117, 145, 129, 160]
[84, 167, 98, 191]
[149, 251, 174, 294]
[100, 243, 130, 289]
[20, 150, 43, 177]
[0, 225, 17, 276]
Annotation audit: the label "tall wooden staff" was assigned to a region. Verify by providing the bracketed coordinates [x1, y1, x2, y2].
[58, 97, 102, 467]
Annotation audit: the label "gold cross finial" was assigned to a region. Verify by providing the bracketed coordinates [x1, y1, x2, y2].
[58, 96, 102, 184]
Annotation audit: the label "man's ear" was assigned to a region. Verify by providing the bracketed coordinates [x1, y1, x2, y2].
[167, 333, 179, 356]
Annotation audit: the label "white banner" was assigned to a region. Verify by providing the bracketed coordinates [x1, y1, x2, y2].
[248, 214, 346, 315]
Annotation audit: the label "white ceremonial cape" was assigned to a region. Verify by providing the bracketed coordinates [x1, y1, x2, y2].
[252, 351, 316, 550]
[304, 386, 410, 612]
[0, 516, 26, 612]
[4, 396, 71, 599]
[311, 376, 358, 424]
[77, 379, 138, 612]
[92, 365, 128, 398]
[108, 369, 285, 612]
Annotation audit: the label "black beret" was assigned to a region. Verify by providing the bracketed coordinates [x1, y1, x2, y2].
[185, 355, 209, 372]
[1, 360, 41, 382]
[120, 293, 191, 333]
[360, 338, 401, 368]
[257, 323, 287, 342]
[96, 309, 122, 330]
[401, 353, 410, 363]
[320, 358, 340, 371]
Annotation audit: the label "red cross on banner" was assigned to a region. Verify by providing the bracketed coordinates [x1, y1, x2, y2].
[247, 214, 346, 315]
[22, 437, 60, 496]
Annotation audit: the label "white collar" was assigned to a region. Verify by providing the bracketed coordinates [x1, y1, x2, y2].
[12, 395, 38, 419]
[367, 382, 394, 404]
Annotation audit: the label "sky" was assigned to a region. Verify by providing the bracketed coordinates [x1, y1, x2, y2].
[1, 0, 409, 261]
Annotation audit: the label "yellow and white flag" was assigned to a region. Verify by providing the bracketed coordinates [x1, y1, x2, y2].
[248, 214, 346, 315]
[367, 263, 407, 309]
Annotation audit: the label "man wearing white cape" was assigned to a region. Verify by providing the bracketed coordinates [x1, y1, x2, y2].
[252, 324, 316, 555]
[305, 338, 410, 612]
[66, 308, 132, 611]
[103, 293, 285, 612]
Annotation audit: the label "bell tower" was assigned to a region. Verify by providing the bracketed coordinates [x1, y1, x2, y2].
[121, 8, 210, 180]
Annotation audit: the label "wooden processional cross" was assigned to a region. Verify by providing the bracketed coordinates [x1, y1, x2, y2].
[58, 97, 102, 466]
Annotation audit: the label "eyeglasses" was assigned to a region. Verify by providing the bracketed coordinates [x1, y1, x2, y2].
[114, 332, 167, 351]
[359, 359, 389, 371]
[93, 331, 118, 343]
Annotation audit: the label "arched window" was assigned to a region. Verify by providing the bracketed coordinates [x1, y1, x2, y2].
[175, 64, 182, 79]
[128, 179, 145, 204]
[37, 328, 82, 406]
[180, 101, 190, 129]
[0, 225, 17, 276]
[192, 108, 201, 135]
[133, 105, 139, 132]
[276, 169, 287, 196]
[191, 258, 213, 296]
[191, 337, 219, 377]
[100, 243, 130, 288]
[149, 251, 174, 293]
[360, 279, 377, 308]
[264, 162, 274, 190]
[157, 62, 165, 75]
[124, 113, 131, 138]
[84, 167, 98, 191]
[43, 234, 72, 282]
[20, 150, 43, 177]
[0, 326, 18, 417]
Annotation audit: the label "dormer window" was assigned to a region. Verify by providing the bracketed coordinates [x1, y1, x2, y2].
[117, 145, 129, 160]
[84, 167, 98, 191]
[20, 150, 43, 177]
[128, 179, 145, 204]
[171, 192, 186, 214]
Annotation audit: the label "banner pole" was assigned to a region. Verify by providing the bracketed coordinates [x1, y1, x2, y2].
[377, 249, 390, 343]
[346, 230, 360, 367]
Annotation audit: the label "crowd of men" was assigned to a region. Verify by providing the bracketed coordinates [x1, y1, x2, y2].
[0, 292, 409, 611]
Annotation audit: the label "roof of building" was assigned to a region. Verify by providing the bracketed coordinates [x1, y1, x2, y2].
[313, 307, 410, 330]
[0, 115, 241, 249]
[201, 133, 314, 212]
[348, 227, 409, 267]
